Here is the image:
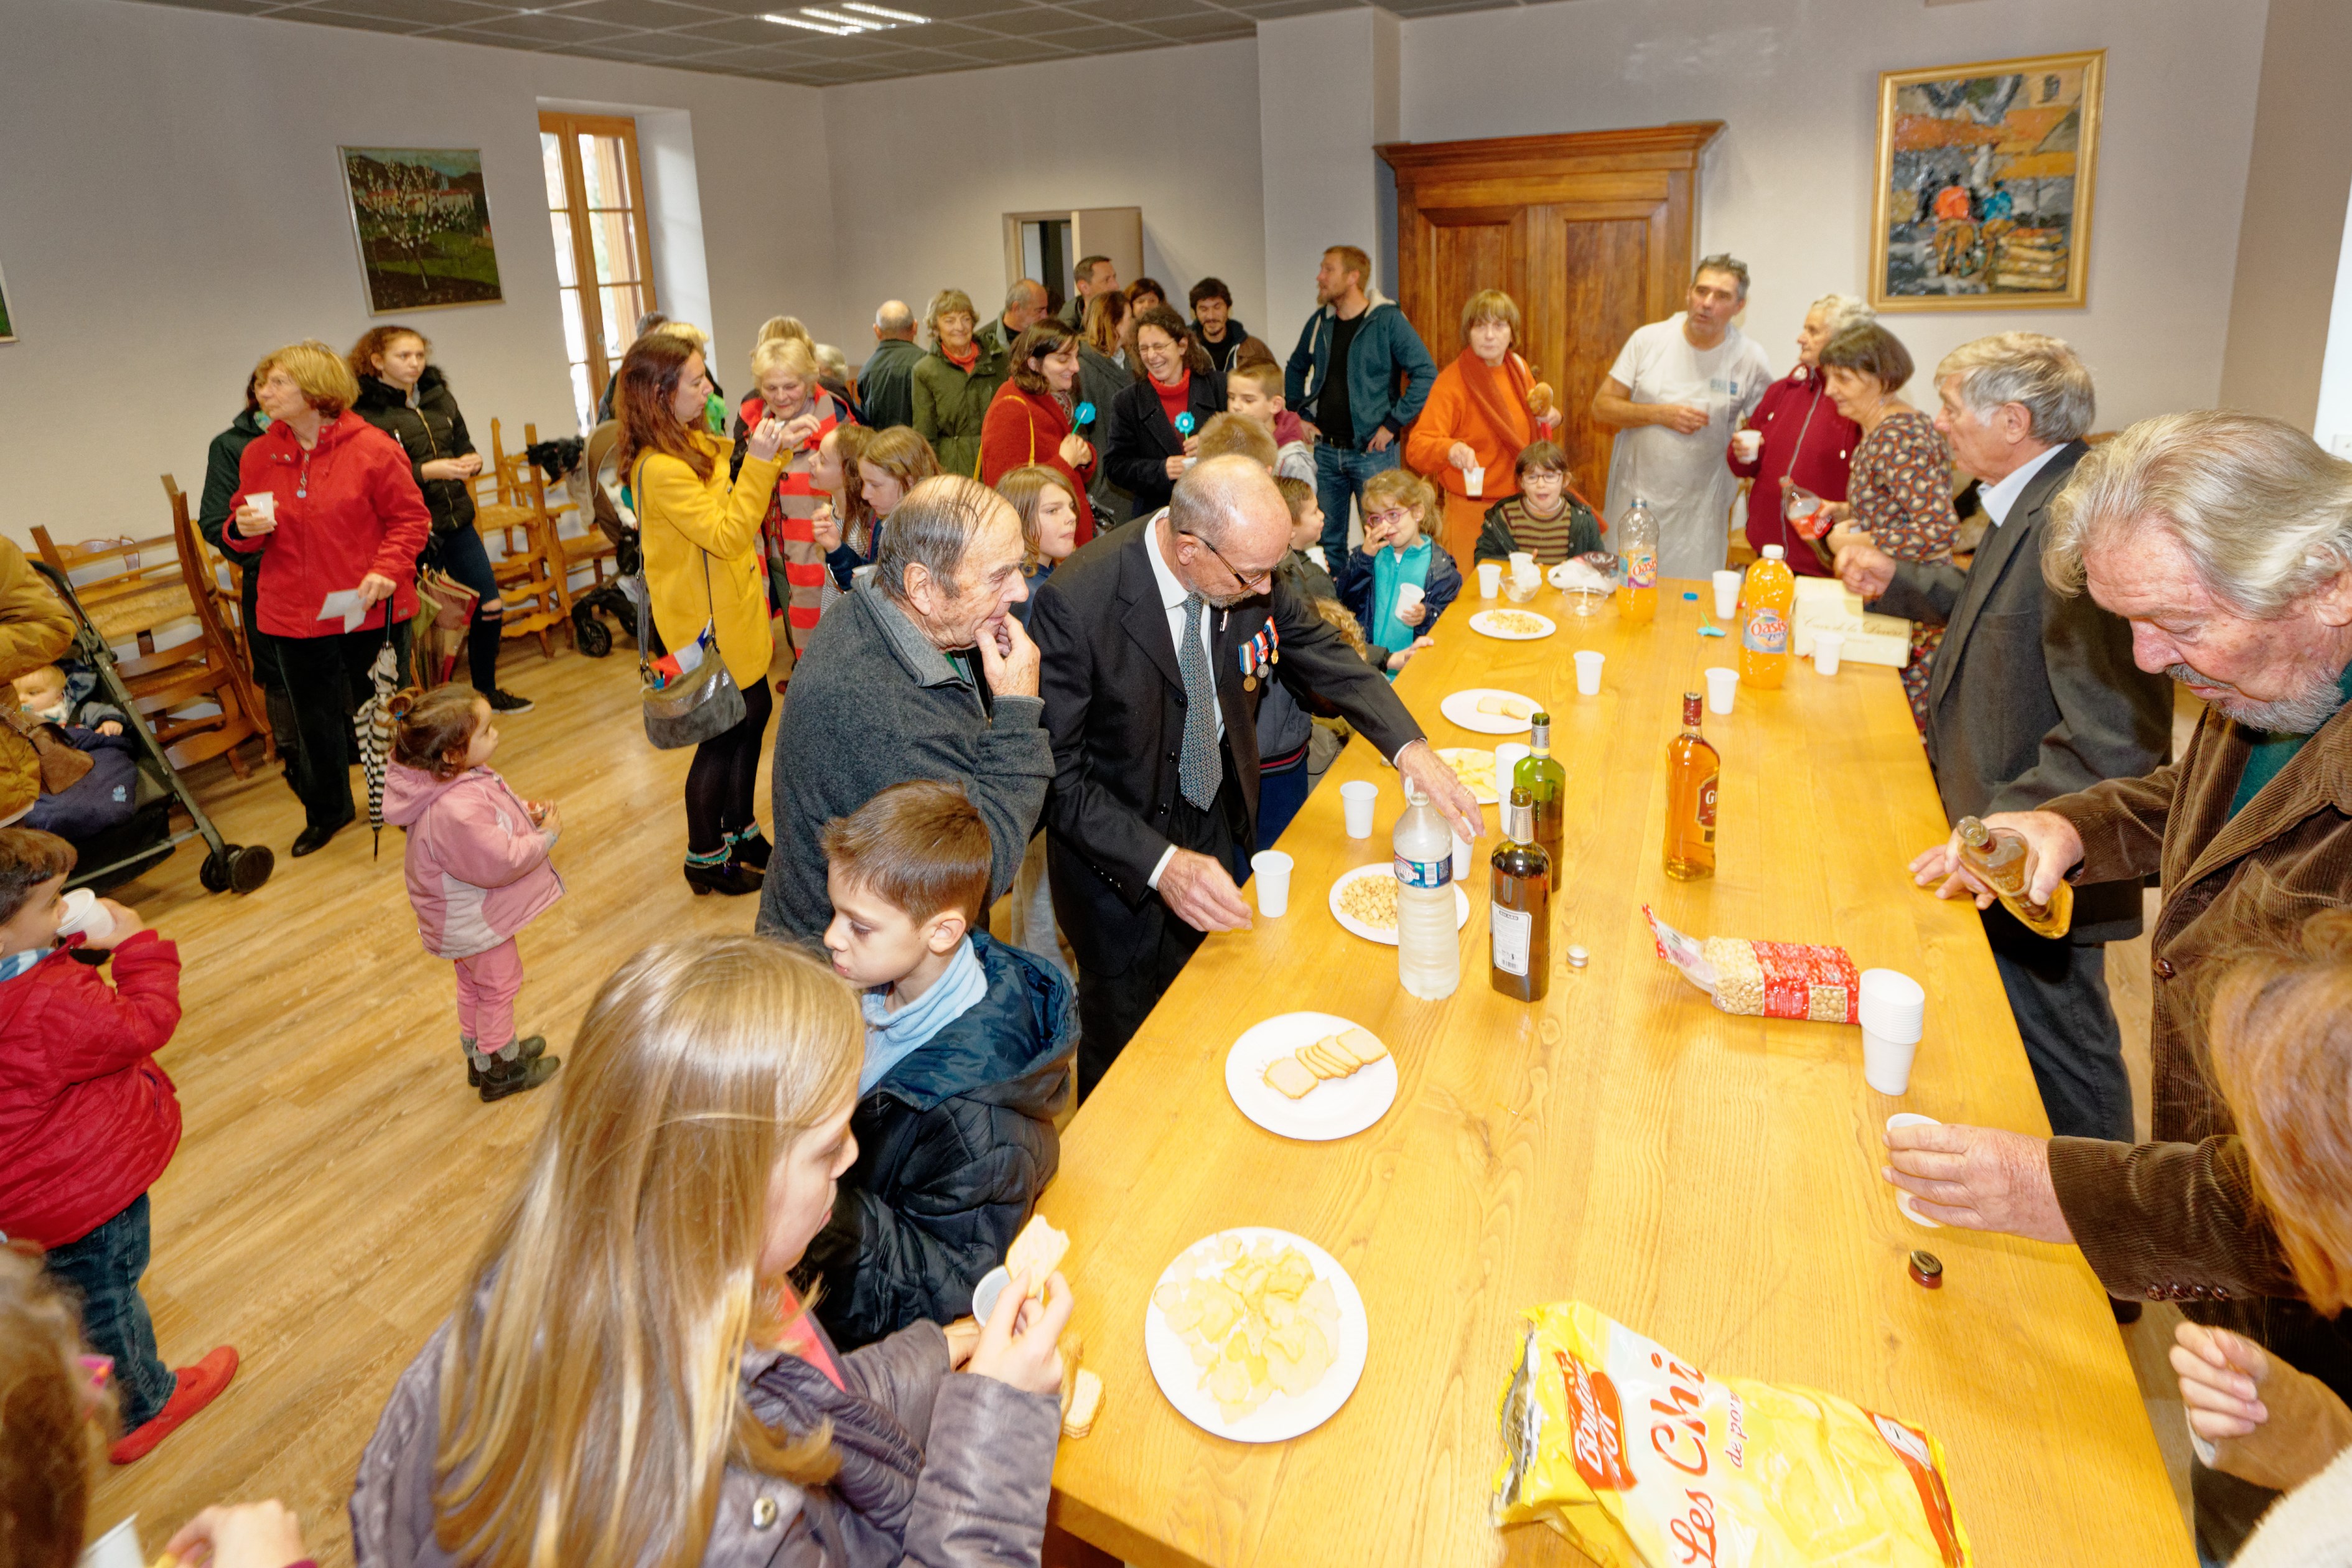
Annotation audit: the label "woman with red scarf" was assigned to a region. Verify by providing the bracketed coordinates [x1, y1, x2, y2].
[979, 319, 1098, 546]
[1725, 293, 1869, 576]
[729, 335, 842, 678]
[910, 288, 1008, 480]
[1404, 290, 1561, 562]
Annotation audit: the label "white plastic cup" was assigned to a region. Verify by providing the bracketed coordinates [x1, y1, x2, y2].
[1813, 630, 1845, 676]
[1572, 649, 1604, 696]
[1340, 780, 1378, 839]
[1451, 829, 1473, 881]
[1711, 569, 1740, 620]
[1703, 666, 1738, 716]
[57, 887, 113, 943]
[80, 1516, 143, 1568]
[1394, 581, 1426, 616]
[1859, 968, 1927, 1095]
[245, 490, 276, 523]
[1733, 429, 1763, 462]
[1493, 743, 1529, 792]
[1885, 1113, 1943, 1228]
[1251, 849, 1294, 917]
[1477, 561, 1501, 598]
[1508, 551, 1534, 574]
[970, 1264, 1012, 1324]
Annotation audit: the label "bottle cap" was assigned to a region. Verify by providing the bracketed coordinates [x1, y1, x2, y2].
[1567, 945, 1589, 968]
[1762, 544, 1785, 560]
[1908, 1249, 1944, 1289]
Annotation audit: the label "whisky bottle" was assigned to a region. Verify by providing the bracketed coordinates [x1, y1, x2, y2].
[1954, 816, 2074, 940]
[1663, 691, 1719, 881]
[1490, 786, 1551, 1002]
[1514, 711, 1567, 870]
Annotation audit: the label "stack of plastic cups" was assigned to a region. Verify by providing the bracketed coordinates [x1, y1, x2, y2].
[1859, 969, 1927, 1094]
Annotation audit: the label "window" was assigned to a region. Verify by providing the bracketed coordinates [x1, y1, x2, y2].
[540, 112, 656, 431]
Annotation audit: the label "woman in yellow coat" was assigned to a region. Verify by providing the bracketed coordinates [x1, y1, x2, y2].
[1404, 289, 1562, 563]
[617, 330, 790, 897]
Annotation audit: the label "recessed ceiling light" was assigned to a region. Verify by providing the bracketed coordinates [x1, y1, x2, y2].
[763, 12, 856, 32]
[801, 7, 881, 27]
[839, 2, 931, 21]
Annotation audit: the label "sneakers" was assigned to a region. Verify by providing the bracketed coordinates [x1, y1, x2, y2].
[109, 1345, 238, 1464]
[466, 1035, 547, 1090]
[480, 1049, 561, 1102]
[486, 688, 535, 714]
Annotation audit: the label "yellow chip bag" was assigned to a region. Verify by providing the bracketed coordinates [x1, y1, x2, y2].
[1492, 1302, 1970, 1567]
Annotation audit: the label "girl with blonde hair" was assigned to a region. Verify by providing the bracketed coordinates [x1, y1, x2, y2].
[352, 936, 1073, 1568]
[1335, 467, 1462, 675]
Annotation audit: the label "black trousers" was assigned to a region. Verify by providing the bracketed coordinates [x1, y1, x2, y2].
[1075, 768, 1250, 1101]
[274, 624, 388, 833]
[684, 675, 773, 856]
[1982, 903, 2133, 1143]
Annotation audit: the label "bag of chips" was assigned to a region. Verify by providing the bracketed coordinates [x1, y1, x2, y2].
[1493, 1301, 1970, 1567]
[1644, 907, 1860, 1024]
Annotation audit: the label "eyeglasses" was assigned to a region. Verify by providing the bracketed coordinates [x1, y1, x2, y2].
[1180, 530, 1274, 594]
[1366, 508, 1413, 530]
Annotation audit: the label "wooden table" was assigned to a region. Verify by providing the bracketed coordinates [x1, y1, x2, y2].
[1040, 579, 2189, 1567]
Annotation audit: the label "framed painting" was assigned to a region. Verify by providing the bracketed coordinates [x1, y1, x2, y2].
[338, 146, 505, 314]
[0, 263, 14, 343]
[1869, 50, 2103, 311]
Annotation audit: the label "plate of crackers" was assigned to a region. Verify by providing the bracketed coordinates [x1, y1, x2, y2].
[1468, 608, 1556, 641]
[1439, 689, 1536, 736]
[1434, 746, 1500, 804]
[1328, 862, 1470, 945]
[1225, 1012, 1398, 1141]
[1145, 1227, 1369, 1443]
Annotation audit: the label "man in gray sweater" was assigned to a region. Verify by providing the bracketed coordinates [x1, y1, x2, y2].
[757, 476, 1054, 945]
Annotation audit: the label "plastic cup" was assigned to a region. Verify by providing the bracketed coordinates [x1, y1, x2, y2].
[1451, 829, 1473, 881]
[1493, 742, 1529, 790]
[80, 1517, 142, 1568]
[970, 1264, 1012, 1324]
[245, 490, 276, 523]
[1251, 849, 1294, 917]
[1859, 968, 1927, 1095]
[1734, 430, 1763, 461]
[1703, 666, 1738, 716]
[1477, 561, 1501, 598]
[1340, 780, 1378, 838]
[1509, 551, 1534, 573]
[1813, 631, 1844, 676]
[1884, 1113, 1943, 1228]
[1711, 569, 1740, 620]
[56, 887, 113, 943]
[1572, 649, 1603, 696]
[1394, 581, 1426, 616]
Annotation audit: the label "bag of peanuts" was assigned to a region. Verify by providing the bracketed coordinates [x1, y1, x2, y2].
[1643, 907, 1860, 1024]
[1492, 1300, 1971, 1567]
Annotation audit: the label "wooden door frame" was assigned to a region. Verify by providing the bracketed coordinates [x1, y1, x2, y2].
[540, 111, 658, 401]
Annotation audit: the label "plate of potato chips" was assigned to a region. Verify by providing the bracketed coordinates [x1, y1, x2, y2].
[1145, 1228, 1368, 1442]
[1225, 1012, 1398, 1141]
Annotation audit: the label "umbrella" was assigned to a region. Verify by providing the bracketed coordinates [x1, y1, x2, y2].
[413, 567, 481, 688]
[352, 640, 401, 859]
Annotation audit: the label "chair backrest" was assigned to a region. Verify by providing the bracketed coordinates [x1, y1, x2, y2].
[27, 525, 196, 648]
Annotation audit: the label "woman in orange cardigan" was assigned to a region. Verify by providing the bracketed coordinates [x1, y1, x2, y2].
[979, 319, 1098, 546]
[1404, 289, 1561, 562]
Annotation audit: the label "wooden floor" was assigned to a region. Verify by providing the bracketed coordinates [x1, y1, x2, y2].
[84, 640, 2203, 1564]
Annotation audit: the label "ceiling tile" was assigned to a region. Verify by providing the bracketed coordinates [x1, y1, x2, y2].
[1026, 19, 1151, 47]
[1134, 11, 1250, 37]
[271, 4, 436, 30]
[1231, 0, 1346, 12]
[672, 13, 813, 42]
[429, 11, 640, 40]
[142, 0, 286, 14]
[539, 0, 736, 26]
[286, 0, 510, 26]
[1056, 0, 1203, 22]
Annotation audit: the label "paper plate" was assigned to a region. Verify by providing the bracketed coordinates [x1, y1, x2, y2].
[1439, 689, 1536, 737]
[1144, 1227, 1370, 1443]
[1225, 1012, 1399, 1141]
[1435, 746, 1500, 804]
[1468, 608, 1556, 641]
[1328, 863, 1470, 945]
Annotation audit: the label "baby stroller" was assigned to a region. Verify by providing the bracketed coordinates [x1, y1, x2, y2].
[566, 420, 646, 660]
[26, 559, 273, 895]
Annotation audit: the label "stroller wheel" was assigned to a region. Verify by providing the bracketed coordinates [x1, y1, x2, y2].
[200, 850, 228, 892]
[205, 843, 274, 895]
[574, 609, 613, 659]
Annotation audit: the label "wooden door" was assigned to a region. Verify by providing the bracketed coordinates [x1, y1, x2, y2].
[1382, 124, 1723, 513]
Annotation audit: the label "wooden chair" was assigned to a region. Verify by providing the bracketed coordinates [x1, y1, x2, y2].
[159, 476, 274, 760]
[29, 516, 267, 778]
[471, 419, 571, 658]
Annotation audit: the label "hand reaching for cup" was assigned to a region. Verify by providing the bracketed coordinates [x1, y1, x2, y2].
[964, 1270, 1073, 1396]
[810, 500, 842, 553]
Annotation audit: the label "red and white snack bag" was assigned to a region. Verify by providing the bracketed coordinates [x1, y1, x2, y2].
[1643, 907, 1860, 1024]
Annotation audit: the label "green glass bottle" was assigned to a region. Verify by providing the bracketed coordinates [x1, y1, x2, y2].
[1513, 711, 1567, 872]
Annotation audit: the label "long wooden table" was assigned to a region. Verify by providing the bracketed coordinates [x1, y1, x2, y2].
[1040, 577, 2188, 1567]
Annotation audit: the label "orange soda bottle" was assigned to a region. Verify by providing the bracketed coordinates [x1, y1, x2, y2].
[1616, 498, 1657, 623]
[1738, 544, 1794, 689]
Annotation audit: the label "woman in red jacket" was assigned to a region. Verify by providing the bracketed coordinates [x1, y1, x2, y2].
[979, 320, 1098, 546]
[225, 342, 429, 857]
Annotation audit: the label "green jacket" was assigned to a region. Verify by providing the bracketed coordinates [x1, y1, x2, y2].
[911, 343, 1009, 478]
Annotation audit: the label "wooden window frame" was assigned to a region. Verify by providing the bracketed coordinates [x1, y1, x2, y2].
[539, 110, 658, 417]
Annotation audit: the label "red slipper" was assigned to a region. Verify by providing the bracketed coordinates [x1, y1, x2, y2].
[109, 1345, 238, 1464]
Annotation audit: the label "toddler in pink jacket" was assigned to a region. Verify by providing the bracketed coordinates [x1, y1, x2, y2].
[383, 686, 563, 1102]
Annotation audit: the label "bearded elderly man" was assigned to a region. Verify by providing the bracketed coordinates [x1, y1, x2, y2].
[758, 475, 1053, 945]
[1878, 411, 2352, 1552]
[1029, 455, 1480, 1096]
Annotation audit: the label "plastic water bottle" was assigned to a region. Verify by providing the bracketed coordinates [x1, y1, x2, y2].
[1394, 776, 1460, 1000]
[1617, 498, 1657, 623]
[1740, 544, 1794, 689]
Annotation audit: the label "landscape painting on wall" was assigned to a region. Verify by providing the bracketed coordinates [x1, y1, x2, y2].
[339, 146, 504, 313]
[0, 264, 15, 342]
[1870, 51, 2103, 311]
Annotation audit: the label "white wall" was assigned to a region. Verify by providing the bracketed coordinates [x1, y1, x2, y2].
[818, 39, 1267, 354]
[1396, 0, 2269, 430]
[0, 0, 831, 542]
[1258, 9, 1399, 343]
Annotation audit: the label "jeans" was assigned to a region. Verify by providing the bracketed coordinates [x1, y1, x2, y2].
[1314, 441, 1399, 562]
[43, 1193, 175, 1429]
[422, 525, 505, 695]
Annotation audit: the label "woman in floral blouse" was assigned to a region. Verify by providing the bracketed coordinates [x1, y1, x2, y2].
[1818, 323, 1957, 729]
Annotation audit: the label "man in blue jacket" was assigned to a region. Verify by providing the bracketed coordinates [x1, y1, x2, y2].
[1284, 245, 1439, 564]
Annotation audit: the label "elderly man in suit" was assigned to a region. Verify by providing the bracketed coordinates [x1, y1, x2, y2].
[1836, 332, 2172, 1159]
[1874, 410, 2352, 1556]
[1028, 455, 1481, 1096]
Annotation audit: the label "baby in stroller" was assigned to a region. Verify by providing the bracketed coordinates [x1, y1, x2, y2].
[11, 664, 136, 841]
[14, 663, 126, 737]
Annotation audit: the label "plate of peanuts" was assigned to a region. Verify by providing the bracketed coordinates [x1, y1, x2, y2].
[1328, 863, 1470, 945]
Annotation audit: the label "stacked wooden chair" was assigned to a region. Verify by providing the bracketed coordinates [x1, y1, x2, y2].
[472, 419, 573, 658]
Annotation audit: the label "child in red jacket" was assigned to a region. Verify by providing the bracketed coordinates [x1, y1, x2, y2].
[0, 828, 236, 1464]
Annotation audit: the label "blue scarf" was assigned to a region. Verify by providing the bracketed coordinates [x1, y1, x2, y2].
[1368, 536, 1434, 670]
[858, 936, 987, 1093]
[0, 946, 53, 983]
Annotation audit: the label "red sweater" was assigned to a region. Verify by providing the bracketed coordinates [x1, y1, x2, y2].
[1153, 371, 1192, 433]
[1727, 367, 1862, 577]
[226, 412, 431, 636]
[0, 932, 183, 1248]
[978, 382, 1098, 545]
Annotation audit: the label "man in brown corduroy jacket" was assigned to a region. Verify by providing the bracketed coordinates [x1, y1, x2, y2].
[1880, 410, 2352, 1555]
